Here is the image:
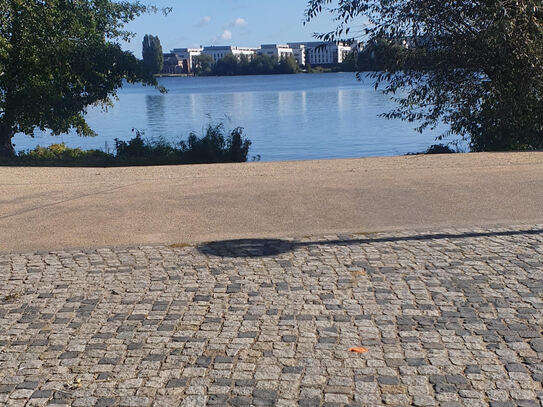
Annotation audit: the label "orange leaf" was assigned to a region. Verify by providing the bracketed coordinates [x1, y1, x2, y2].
[349, 347, 368, 353]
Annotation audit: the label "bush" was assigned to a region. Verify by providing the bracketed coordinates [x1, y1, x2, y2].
[15, 143, 114, 166]
[179, 124, 251, 164]
[406, 144, 457, 156]
[6, 124, 253, 166]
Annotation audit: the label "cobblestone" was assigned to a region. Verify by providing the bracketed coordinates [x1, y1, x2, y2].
[0, 225, 542, 406]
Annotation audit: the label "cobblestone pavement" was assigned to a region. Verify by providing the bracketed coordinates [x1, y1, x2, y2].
[1, 225, 542, 407]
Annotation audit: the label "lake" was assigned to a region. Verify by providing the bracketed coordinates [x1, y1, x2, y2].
[13, 72, 456, 161]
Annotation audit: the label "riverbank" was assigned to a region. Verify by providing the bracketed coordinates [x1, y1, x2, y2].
[1, 152, 542, 253]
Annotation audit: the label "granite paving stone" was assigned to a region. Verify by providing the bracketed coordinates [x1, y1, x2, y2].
[0, 224, 542, 406]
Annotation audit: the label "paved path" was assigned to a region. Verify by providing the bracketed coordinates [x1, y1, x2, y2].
[1, 224, 542, 406]
[2, 152, 543, 253]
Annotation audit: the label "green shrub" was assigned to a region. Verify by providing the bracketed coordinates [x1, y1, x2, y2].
[179, 124, 251, 164]
[15, 143, 114, 166]
[5, 124, 253, 166]
[406, 144, 457, 156]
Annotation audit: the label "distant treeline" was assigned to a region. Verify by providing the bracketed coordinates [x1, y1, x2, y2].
[342, 38, 431, 72]
[191, 40, 417, 77]
[193, 54, 300, 76]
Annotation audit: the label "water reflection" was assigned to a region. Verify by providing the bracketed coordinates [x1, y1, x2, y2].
[146, 95, 165, 132]
[14, 73, 459, 160]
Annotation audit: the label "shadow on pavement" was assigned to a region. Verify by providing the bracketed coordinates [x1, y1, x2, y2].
[196, 228, 543, 258]
[197, 239, 295, 258]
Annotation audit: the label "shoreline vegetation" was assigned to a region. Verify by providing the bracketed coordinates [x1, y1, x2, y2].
[2, 124, 255, 167]
[157, 41, 410, 78]
[188, 54, 344, 77]
[155, 67, 336, 78]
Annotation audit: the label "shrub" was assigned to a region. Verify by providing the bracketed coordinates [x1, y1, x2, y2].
[406, 143, 457, 156]
[6, 124, 252, 166]
[179, 124, 251, 164]
[425, 144, 456, 154]
[15, 143, 114, 166]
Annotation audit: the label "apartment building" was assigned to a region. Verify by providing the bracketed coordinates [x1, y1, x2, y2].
[162, 53, 190, 74]
[202, 46, 256, 63]
[289, 43, 306, 66]
[258, 44, 294, 60]
[166, 41, 357, 71]
[289, 41, 353, 66]
[170, 48, 202, 71]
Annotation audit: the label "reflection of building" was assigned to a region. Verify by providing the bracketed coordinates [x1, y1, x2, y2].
[202, 46, 256, 63]
[171, 48, 202, 70]
[162, 53, 189, 74]
[258, 44, 294, 60]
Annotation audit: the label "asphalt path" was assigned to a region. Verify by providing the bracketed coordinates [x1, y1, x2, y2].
[1, 152, 543, 252]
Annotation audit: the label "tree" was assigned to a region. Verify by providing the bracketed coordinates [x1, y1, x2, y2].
[248, 54, 277, 75]
[305, 0, 543, 151]
[277, 56, 299, 74]
[214, 54, 239, 76]
[0, 0, 161, 159]
[142, 34, 163, 74]
[192, 54, 214, 76]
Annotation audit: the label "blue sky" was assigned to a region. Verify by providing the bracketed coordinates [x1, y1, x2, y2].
[121, 0, 338, 55]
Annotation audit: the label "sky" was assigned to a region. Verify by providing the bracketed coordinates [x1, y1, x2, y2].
[121, 0, 340, 55]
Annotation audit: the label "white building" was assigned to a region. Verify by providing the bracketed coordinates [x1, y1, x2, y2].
[289, 43, 306, 66]
[289, 41, 353, 65]
[202, 46, 256, 63]
[171, 48, 202, 70]
[257, 44, 294, 60]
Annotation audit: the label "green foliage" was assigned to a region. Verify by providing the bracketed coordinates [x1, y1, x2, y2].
[7, 125, 253, 166]
[15, 143, 114, 166]
[192, 54, 214, 75]
[179, 124, 251, 164]
[0, 0, 161, 159]
[142, 34, 164, 74]
[342, 39, 405, 72]
[277, 56, 299, 74]
[306, 0, 543, 151]
[213, 54, 240, 76]
[406, 144, 457, 155]
[196, 54, 299, 76]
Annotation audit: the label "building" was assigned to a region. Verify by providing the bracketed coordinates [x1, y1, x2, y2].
[161, 53, 189, 74]
[289, 43, 306, 66]
[258, 44, 294, 60]
[202, 46, 256, 63]
[171, 48, 202, 70]
[166, 41, 359, 71]
[289, 41, 354, 66]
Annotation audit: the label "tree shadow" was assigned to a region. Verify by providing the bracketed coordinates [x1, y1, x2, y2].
[196, 229, 543, 258]
[197, 239, 295, 258]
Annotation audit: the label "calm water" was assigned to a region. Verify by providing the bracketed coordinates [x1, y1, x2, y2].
[13, 72, 454, 161]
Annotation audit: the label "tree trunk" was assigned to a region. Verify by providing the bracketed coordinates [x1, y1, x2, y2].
[0, 125, 16, 160]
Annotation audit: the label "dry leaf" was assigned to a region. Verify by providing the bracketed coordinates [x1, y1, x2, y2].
[349, 347, 368, 353]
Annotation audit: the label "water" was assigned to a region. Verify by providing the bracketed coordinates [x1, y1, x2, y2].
[13, 72, 455, 161]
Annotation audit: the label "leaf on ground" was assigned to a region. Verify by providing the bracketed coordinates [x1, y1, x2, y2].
[64, 378, 82, 390]
[349, 347, 368, 353]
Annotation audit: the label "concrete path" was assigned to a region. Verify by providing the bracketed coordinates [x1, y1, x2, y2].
[1, 225, 542, 406]
[1, 152, 543, 253]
